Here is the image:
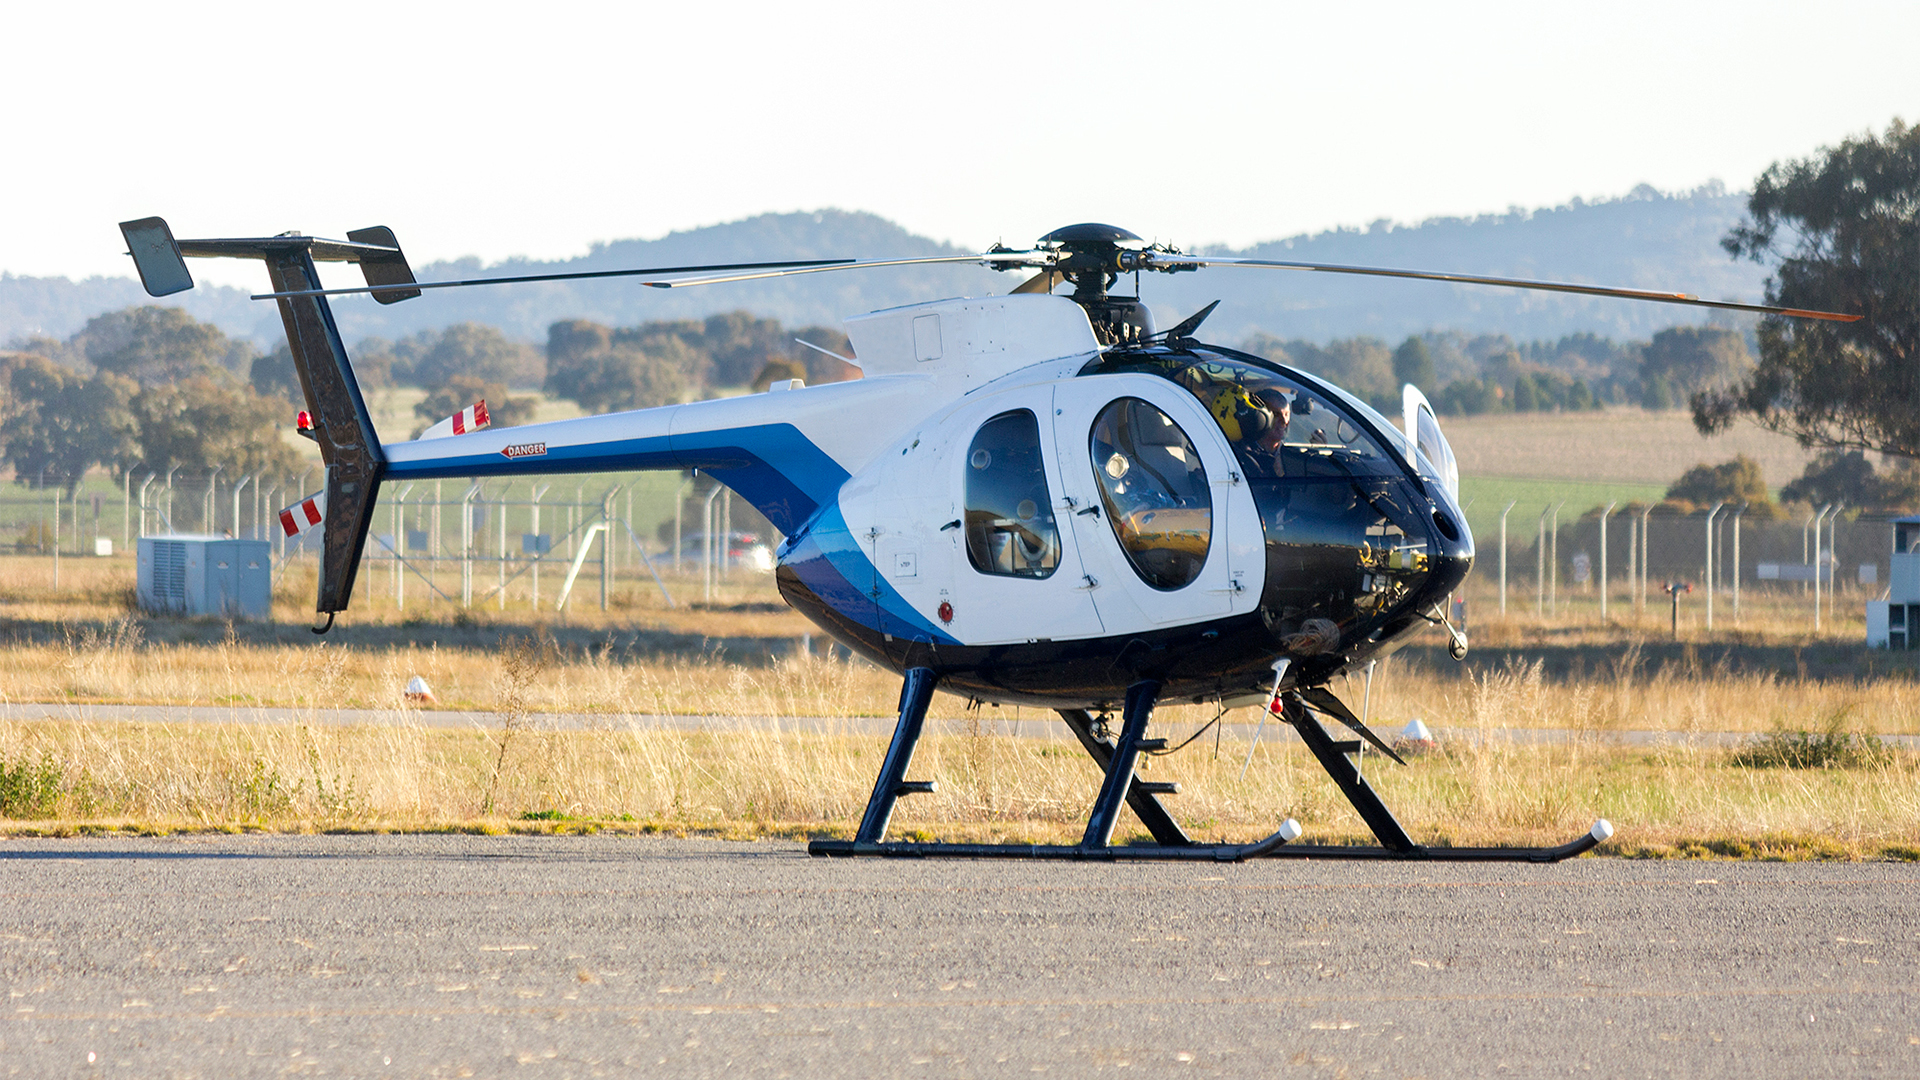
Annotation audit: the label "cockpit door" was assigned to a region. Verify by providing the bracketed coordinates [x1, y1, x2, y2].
[1402, 384, 1459, 501]
[1051, 376, 1256, 631]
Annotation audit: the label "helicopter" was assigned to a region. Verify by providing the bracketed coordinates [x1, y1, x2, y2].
[117, 217, 1857, 863]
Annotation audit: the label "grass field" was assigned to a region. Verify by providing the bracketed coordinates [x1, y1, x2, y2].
[2, 660, 1913, 859]
[2, 571, 1916, 856]
[1442, 408, 1818, 489]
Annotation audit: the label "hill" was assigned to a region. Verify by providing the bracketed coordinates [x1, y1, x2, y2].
[2, 186, 1766, 349]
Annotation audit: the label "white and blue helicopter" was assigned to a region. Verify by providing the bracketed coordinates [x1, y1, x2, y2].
[117, 217, 1856, 863]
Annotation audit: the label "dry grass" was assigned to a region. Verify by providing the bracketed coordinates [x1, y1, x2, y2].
[1, 648, 1915, 858]
[3, 533, 1917, 857]
[12, 607, 1919, 737]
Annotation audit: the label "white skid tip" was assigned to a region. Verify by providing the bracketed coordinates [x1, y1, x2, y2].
[1278, 818, 1303, 843]
[1590, 819, 1615, 843]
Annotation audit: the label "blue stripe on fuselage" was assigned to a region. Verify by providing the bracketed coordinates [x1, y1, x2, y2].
[781, 501, 962, 646]
[383, 423, 847, 535]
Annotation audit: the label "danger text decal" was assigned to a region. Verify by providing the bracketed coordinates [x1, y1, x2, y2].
[501, 441, 548, 459]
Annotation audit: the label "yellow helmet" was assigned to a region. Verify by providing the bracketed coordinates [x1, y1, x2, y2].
[1208, 385, 1271, 442]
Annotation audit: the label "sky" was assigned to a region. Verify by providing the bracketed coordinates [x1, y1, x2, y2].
[5, 0, 1915, 290]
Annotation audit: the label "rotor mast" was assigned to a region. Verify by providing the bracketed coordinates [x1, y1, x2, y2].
[1022, 223, 1190, 345]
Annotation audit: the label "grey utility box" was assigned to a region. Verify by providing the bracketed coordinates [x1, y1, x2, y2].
[136, 535, 273, 619]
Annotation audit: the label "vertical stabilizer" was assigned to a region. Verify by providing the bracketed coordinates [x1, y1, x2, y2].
[262, 248, 386, 625]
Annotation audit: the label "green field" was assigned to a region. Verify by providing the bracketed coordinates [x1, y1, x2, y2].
[1455, 476, 1667, 544]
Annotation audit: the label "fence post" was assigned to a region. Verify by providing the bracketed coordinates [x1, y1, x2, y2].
[1549, 501, 1563, 617]
[703, 483, 724, 604]
[674, 474, 693, 573]
[1814, 504, 1833, 631]
[1599, 502, 1616, 622]
[1498, 500, 1515, 615]
[461, 482, 480, 608]
[721, 489, 733, 584]
[1626, 514, 1637, 617]
[497, 481, 512, 611]
[1704, 503, 1723, 630]
[1639, 505, 1653, 615]
[230, 475, 250, 539]
[602, 489, 615, 611]
[531, 482, 549, 609]
[1731, 506, 1744, 624]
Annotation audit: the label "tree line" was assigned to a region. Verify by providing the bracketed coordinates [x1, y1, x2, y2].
[0, 305, 858, 502]
[1240, 323, 1755, 419]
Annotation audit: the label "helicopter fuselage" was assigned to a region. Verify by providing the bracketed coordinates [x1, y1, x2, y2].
[381, 293, 1472, 711]
[771, 328, 1472, 710]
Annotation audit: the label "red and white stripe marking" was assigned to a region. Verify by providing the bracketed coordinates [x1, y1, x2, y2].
[419, 400, 492, 441]
[452, 400, 489, 435]
[278, 490, 326, 538]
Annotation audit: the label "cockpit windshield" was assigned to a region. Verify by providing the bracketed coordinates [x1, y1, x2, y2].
[1081, 348, 1410, 483]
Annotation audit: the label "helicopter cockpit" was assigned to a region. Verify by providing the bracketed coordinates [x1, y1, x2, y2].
[1081, 345, 1471, 673]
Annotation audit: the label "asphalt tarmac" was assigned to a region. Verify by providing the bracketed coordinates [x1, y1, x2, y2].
[0, 836, 1914, 1078]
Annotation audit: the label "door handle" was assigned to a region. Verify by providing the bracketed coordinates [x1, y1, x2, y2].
[1076, 575, 1099, 591]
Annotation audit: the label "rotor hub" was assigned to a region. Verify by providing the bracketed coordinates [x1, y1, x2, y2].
[1034, 224, 1157, 344]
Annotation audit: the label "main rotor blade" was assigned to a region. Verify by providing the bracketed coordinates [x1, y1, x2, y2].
[247, 257, 861, 301]
[642, 252, 1047, 290]
[1295, 685, 1408, 766]
[1136, 253, 1861, 322]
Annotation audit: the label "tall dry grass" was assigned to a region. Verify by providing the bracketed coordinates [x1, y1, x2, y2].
[2, 648, 1915, 856]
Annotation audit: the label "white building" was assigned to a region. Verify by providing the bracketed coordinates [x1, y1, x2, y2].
[1865, 514, 1920, 649]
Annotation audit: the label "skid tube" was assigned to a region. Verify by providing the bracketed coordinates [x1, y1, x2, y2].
[807, 674, 1611, 863]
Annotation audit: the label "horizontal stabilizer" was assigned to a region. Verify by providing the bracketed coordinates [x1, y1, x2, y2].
[118, 217, 418, 303]
[418, 400, 490, 441]
[119, 217, 194, 297]
[278, 491, 327, 538]
[344, 226, 421, 304]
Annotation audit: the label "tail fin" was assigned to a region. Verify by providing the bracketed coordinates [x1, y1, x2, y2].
[120, 218, 411, 627]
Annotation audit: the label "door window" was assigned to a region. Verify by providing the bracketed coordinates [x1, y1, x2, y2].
[965, 410, 1060, 578]
[1088, 398, 1212, 590]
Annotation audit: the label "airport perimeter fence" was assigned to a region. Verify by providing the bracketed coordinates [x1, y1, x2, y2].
[0, 466, 769, 614]
[2, 469, 1906, 632]
[1467, 498, 1901, 632]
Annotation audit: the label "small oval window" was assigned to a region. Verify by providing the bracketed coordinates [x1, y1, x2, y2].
[965, 410, 1060, 578]
[1089, 398, 1212, 590]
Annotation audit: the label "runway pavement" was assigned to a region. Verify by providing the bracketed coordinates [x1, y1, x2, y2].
[0, 836, 1914, 1078]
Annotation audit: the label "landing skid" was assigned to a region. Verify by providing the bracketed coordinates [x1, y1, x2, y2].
[807, 669, 1611, 863]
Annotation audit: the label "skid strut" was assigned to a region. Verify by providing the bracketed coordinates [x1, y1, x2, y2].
[808, 678, 1610, 862]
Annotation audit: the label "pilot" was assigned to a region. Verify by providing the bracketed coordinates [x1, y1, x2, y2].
[1212, 385, 1296, 477]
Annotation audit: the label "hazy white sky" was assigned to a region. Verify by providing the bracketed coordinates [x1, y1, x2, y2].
[6, 0, 1915, 289]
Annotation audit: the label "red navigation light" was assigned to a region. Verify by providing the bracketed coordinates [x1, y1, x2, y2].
[296, 410, 313, 431]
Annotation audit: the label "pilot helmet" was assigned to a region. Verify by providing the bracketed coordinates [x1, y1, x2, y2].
[1209, 385, 1272, 442]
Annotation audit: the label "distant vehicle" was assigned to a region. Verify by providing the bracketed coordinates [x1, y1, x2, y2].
[675, 531, 774, 573]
